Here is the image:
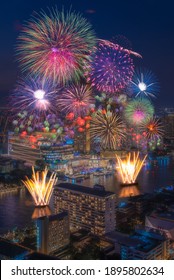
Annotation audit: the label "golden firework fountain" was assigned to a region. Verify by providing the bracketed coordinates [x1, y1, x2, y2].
[22, 167, 57, 219]
[116, 152, 147, 187]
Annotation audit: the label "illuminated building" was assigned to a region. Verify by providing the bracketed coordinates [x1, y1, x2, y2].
[100, 150, 127, 159]
[36, 212, 70, 255]
[129, 194, 153, 216]
[85, 123, 91, 154]
[162, 112, 174, 149]
[74, 132, 86, 153]
[73, 128, 91, 154]
[8, 134, 42, 165]
[54, 183, 116, 236]
[0, 107, 9, 154]
[40, 142, 74, 167]
[70, 155, 110, 172]
[106, 228, 170, 260]
[8, 133, 74, 166]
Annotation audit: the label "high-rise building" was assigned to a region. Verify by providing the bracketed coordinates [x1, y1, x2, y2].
[0, 106, 9, 153]
[54, 183, 116, 236]
[159, 111, 174, 150]
[74, 132, 86, 153]
[36, 212, 70, 255]
[128, 194, 153, 216]
[163, 113, 174, 138]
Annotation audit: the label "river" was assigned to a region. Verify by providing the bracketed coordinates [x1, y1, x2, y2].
[0, 156, 173, 234]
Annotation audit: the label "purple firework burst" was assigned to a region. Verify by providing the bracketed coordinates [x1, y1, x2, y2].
[86, 39, 134, 93]
[10, 76, 59, 116]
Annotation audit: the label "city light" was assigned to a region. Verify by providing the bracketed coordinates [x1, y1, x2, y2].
[116, 152, 147, 184]
[22, 167, 57, 206]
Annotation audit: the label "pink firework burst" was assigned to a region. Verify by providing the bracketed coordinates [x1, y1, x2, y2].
[132, 110, 146, 123]
[124, 98, 154, 126]
[16, 8, 96, 85]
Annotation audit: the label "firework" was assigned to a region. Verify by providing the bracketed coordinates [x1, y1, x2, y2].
[140, 117, 164, 140]
[57, 84, 95, 117]
[22, 167, 57, 206]
[116, 152, 147, 184]
[12, 111, 65, 136]
[16, 8, 96, 84]
[11, 77, 59, 116]
[130, 68, 159, 98]
[90, 110, 126, 150]
[87, 39, 134, 93]
[112, 36, 142, 58]
[124, 98, 154, 126]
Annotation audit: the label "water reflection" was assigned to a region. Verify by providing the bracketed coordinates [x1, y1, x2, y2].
[32, 206, 52, 220]
[0, 157, 174, 233]
[118, 184, 140, 198]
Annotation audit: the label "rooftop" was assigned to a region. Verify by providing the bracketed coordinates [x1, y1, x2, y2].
[25, 252, 59, 260]
[146, 210, 174, 230]
[117, 201, 134, 209]
[37, 211, 68, 222]
[0, 238, 30, 258]
[106, 229, 165, 253]
[55, 183, 115, 198]
[128, 193, 153, 202]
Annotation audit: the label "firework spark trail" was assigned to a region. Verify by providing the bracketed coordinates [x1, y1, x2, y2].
[57, 84, 95, 117]
[124, 98, 154, 126]
[116, 152, 147, 184]
[22, 167, 57, 206]
[90, 111, 126, 150]
[140, 117, 164, 140]
[16, 8, 96, 84]
[87, 39, 134, 93]
[11, 77, 59, 115]
[130, 68, 159, 98]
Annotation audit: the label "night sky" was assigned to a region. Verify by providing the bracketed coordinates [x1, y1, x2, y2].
[0, 0, 174, 107]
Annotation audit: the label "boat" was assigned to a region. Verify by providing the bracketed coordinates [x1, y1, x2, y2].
[65, 174, 84, 180]
[120, 182, 139, 187]
[103, 170, 113, 176]
[93, 171, 104, 176]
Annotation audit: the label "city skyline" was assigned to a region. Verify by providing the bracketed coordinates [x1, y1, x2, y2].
[1, 0, 174, 261]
